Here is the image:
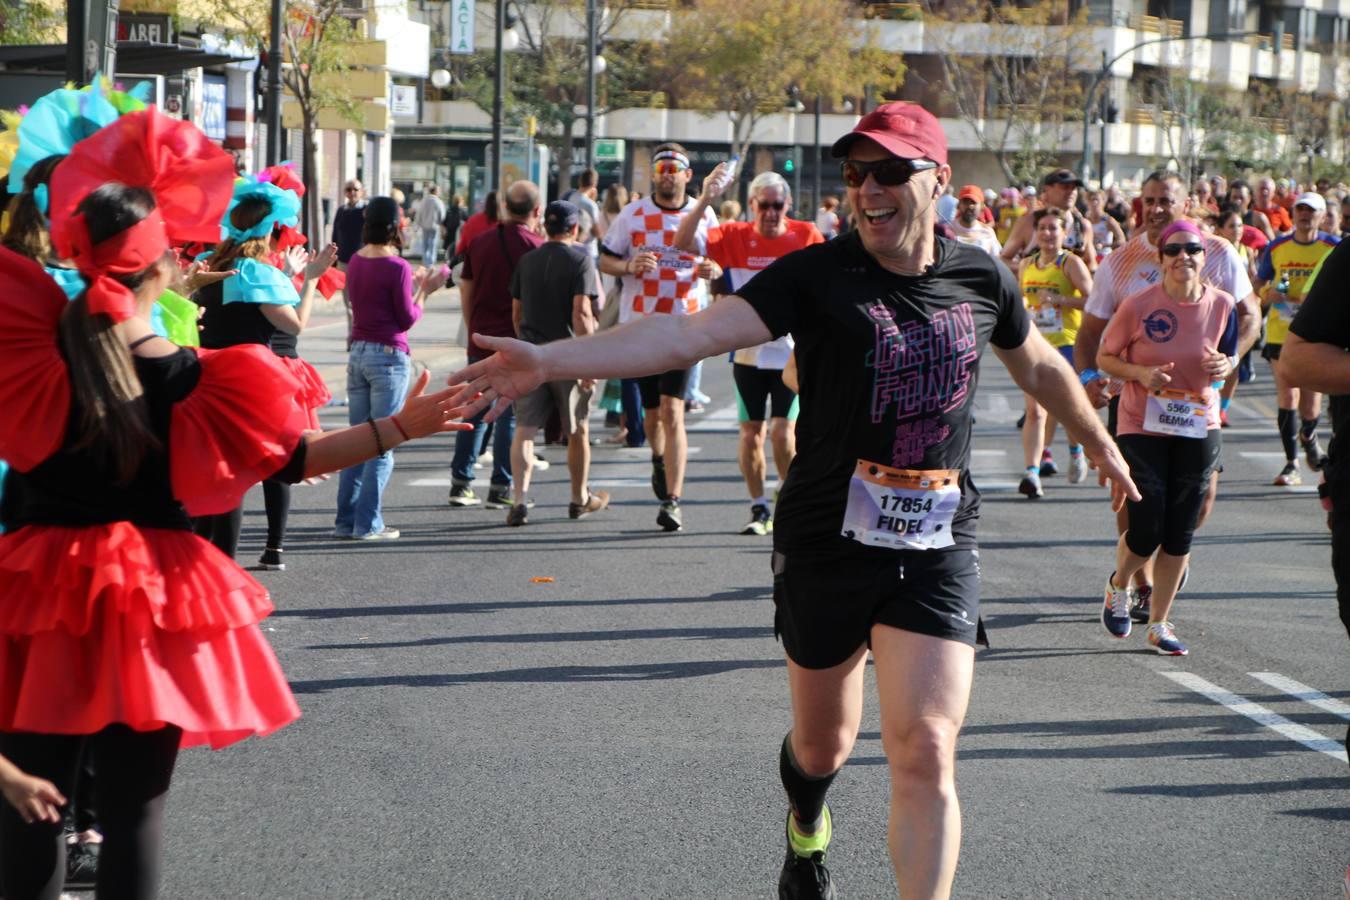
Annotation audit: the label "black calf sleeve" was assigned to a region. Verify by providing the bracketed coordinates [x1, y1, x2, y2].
[263, 480, 291, 550]
[779, 734, 839, 828]
[1300, 416, 1320, 442]
[1278, 408, 1298, 461]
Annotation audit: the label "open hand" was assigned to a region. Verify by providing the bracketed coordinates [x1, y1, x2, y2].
[394, 370, 474, 438]
[446, 334, 548, 421]
[1088, 441, 1141, 513]
[1, 773, 65, 825]
[304, 243, 339, 282]
[181, 260, 237, 294]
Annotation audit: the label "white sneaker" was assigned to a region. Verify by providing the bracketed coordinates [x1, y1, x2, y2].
[1067, 451, 1088, 484]
[533, 454, 551, 471]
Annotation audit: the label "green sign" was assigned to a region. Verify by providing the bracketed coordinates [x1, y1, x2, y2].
[594, 139, 626, 162]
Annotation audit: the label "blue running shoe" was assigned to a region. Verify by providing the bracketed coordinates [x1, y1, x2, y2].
[1102, 572, 1133, 638]
[1147, 622, 1188, 655]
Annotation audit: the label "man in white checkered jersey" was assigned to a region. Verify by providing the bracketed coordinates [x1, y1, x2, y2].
[597, 142, 723, 532]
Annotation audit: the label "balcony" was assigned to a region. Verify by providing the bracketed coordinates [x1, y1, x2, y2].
[1127, 14, 1183, 38]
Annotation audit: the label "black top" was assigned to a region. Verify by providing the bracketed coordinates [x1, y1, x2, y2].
[197, 281, 280, 351]
[1290, 239, 1350, 475]
[736, 232, 1029, 559]
[509, 242, 598, 345]
[332, 203, 367, 264]
[1, 348, 309, 532]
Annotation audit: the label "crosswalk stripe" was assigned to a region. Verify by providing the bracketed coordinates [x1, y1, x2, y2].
[1161, 671, 1348, 764]
[1248, 672, 1350, 720]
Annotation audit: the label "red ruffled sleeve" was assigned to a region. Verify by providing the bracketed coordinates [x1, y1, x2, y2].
[170, 345, 309, 516]
[0, 247, 71, 471]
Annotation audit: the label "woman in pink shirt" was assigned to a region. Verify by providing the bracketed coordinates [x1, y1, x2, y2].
[1096, 220, 1239, 655]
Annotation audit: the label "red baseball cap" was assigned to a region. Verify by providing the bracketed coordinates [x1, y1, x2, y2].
[957, 184, 984, 203]
[831, 101, 947, 165]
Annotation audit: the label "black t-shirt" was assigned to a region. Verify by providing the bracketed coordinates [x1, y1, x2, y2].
[736, 232, 1029, 559]
[509, 241, 598, 345]
[1290, 239, 1350, 475]
[197, 280, 280, 351]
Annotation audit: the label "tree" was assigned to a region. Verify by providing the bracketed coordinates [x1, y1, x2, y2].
[449, 1, 650, 188]
[663, 0, 904, 197]
[922, 0, 1090, 184]
[199, 0, 363, 235]
[0, 0, 62, 45]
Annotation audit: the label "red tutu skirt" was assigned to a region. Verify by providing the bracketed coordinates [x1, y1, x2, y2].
[0, 523, 300, 749]
[276, 356, 332, 430]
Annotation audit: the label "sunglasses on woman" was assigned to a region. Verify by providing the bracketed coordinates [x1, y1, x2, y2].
[840, 157, 938, 188]
[1161, 242, 1204, 257]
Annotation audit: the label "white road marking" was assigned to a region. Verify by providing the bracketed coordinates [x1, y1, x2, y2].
[970, 449, 1007, 457]
[409, 477, 453, 486]
[1248, 672, 1350, 720]
[1240, 451, 1293, 460]
[1161, 671, 1348, 764]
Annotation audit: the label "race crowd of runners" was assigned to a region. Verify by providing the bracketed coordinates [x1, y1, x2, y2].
[0, 79, 1344, 900]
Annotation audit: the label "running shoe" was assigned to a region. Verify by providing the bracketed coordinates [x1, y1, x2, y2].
[651, 458, 669, 501]
[657, 499, 682, 532]
[485, 487, 513, 509]
[1101, 572, 1133, 638]
[779, 806, 836, 900]
[533, 453, 551, 471]
[1039, 451, 1059, 477]
[1018, 470, 1043, 499]
[1302, 435, 1325, 472]
[258, 548, 285, 571]
[65, 841, 99, 889]
[506, 503, 528, 527]
[448, 484, 481, 506]
[1130, 584, 1152, 624]
[568, 490, 611, 520]
[357, 527, 401, 541]
[742, 503, 773, 536]
[1219, 408, 1230, 428]
[1067, 450, 1088, 484]
[1273, 461, 1302, 486]
[1147, 621, 1189, 656]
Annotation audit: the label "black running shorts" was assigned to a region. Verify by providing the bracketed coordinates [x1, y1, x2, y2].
[637, 368, 692, 409]
[771, 548, 981, 669]
[1262, 342, 1282, 362]
[733, 362, 798, 422]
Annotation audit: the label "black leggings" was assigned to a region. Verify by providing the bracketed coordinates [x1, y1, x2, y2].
[192, 506, 242, 558]
[263, 480, 290, 550]
[0, 725, 180, 900]
[1118, 430, 1221, 558]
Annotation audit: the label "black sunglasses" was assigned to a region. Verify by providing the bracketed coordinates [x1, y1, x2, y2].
[756, 199, 786, 211]
[840, 157, 938, 188]
[1161, 242, 1204, 257]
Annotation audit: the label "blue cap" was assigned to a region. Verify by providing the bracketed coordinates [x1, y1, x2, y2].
[544, 200, 580, 234]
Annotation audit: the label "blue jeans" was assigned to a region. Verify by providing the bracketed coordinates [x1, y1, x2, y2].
[418, 229, 440, 264]
[451, 359, 515, 487]
[335, 342, 412, 537]
[621, 378, 645, 447]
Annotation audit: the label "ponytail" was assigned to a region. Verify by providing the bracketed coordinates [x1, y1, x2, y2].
[208, 195, 273, 272]
[55, 184, 161, 482]
[1, 154, 66, 263]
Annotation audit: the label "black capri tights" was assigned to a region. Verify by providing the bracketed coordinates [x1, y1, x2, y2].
[0, 724, 180, 900]
[1117, 430, 1221, 559]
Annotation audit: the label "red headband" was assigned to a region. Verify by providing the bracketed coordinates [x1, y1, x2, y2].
[56, 209, 169, 323]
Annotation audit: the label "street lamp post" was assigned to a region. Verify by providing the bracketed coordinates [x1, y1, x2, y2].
[267, 0, 283, 166]
[813, 95, 822, 219]
[1079, 30, 1259, 184]
[585, 0, 597, 173]
[491, 0, 507, 195]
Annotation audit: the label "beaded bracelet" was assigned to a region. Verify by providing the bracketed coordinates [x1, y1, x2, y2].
[367, 417, 387, 456]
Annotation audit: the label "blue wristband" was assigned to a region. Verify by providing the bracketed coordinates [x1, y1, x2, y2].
[1079, 368, 1101, 386]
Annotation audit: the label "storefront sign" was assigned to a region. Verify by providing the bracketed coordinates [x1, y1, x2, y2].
[390, 84, 418, 118]
[450, 0, 476, 55]
[117, 13, 172, 44]
[202, 75, 227, 141]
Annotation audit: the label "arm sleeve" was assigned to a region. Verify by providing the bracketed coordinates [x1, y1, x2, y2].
[1218, 300, 1240, 357]
[392, 261, 421, 332]
[574, 255, 598, 298]
[693, 207, 720, 256]
[734, 248, 814, 339]
[271, 437, 309, 484]
[460, 241, 477, 280]
[223, 258, 302, 306]
[989, 256, 1031, 350]
[1083, 257, 1117, 319]
[1291, 240, 1350, 347]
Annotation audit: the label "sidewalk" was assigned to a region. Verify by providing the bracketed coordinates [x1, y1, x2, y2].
[300, 285, 467, 402]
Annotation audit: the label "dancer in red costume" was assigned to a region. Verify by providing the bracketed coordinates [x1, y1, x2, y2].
[0, 109, 469, 900]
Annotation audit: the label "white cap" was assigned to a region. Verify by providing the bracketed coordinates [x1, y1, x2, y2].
[1294, 191, 1326, 212]
[1022, 186, 1037, 197]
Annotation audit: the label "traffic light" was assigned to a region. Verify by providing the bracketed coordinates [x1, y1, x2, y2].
[784, 158, 795, 173]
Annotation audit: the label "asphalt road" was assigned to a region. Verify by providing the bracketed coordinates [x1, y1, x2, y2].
[135, 351, 1345, 899]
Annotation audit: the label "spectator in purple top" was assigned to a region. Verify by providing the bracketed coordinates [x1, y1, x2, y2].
[334, 197, 448, 540]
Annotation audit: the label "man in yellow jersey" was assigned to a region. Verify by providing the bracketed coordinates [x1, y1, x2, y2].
[1255, 191, 1340, 485]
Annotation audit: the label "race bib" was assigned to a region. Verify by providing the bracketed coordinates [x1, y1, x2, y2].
[1034, 301, 1062, 334]
[841, 461, 961, 551]
[1273, 301, 1300, 322]
[1144, 388, 1210, 438]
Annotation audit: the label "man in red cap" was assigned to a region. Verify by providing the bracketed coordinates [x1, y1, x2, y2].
[446, 101, 1136, 899]
[948, 184, 1002, 258]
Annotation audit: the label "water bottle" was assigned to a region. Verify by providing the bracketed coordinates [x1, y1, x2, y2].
[1275, 272, 1290, 295]
[711, 155, 739, 196]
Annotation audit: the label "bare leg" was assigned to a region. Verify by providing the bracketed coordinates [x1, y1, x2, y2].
[769, 417, 796, 484]
[567, 424, 590, 505]
[1148, 551, 1189, 624]
[785, 644, 869, 780]
[646, 407, 666, 459]
[739, 421, 767, 499]
[871, 625, 975, 899]
[1113, 531, 1153, 589]
[1021, 395, 1046, 468]
[659, 395, 687, 498]
[511, 426, 537, 503]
